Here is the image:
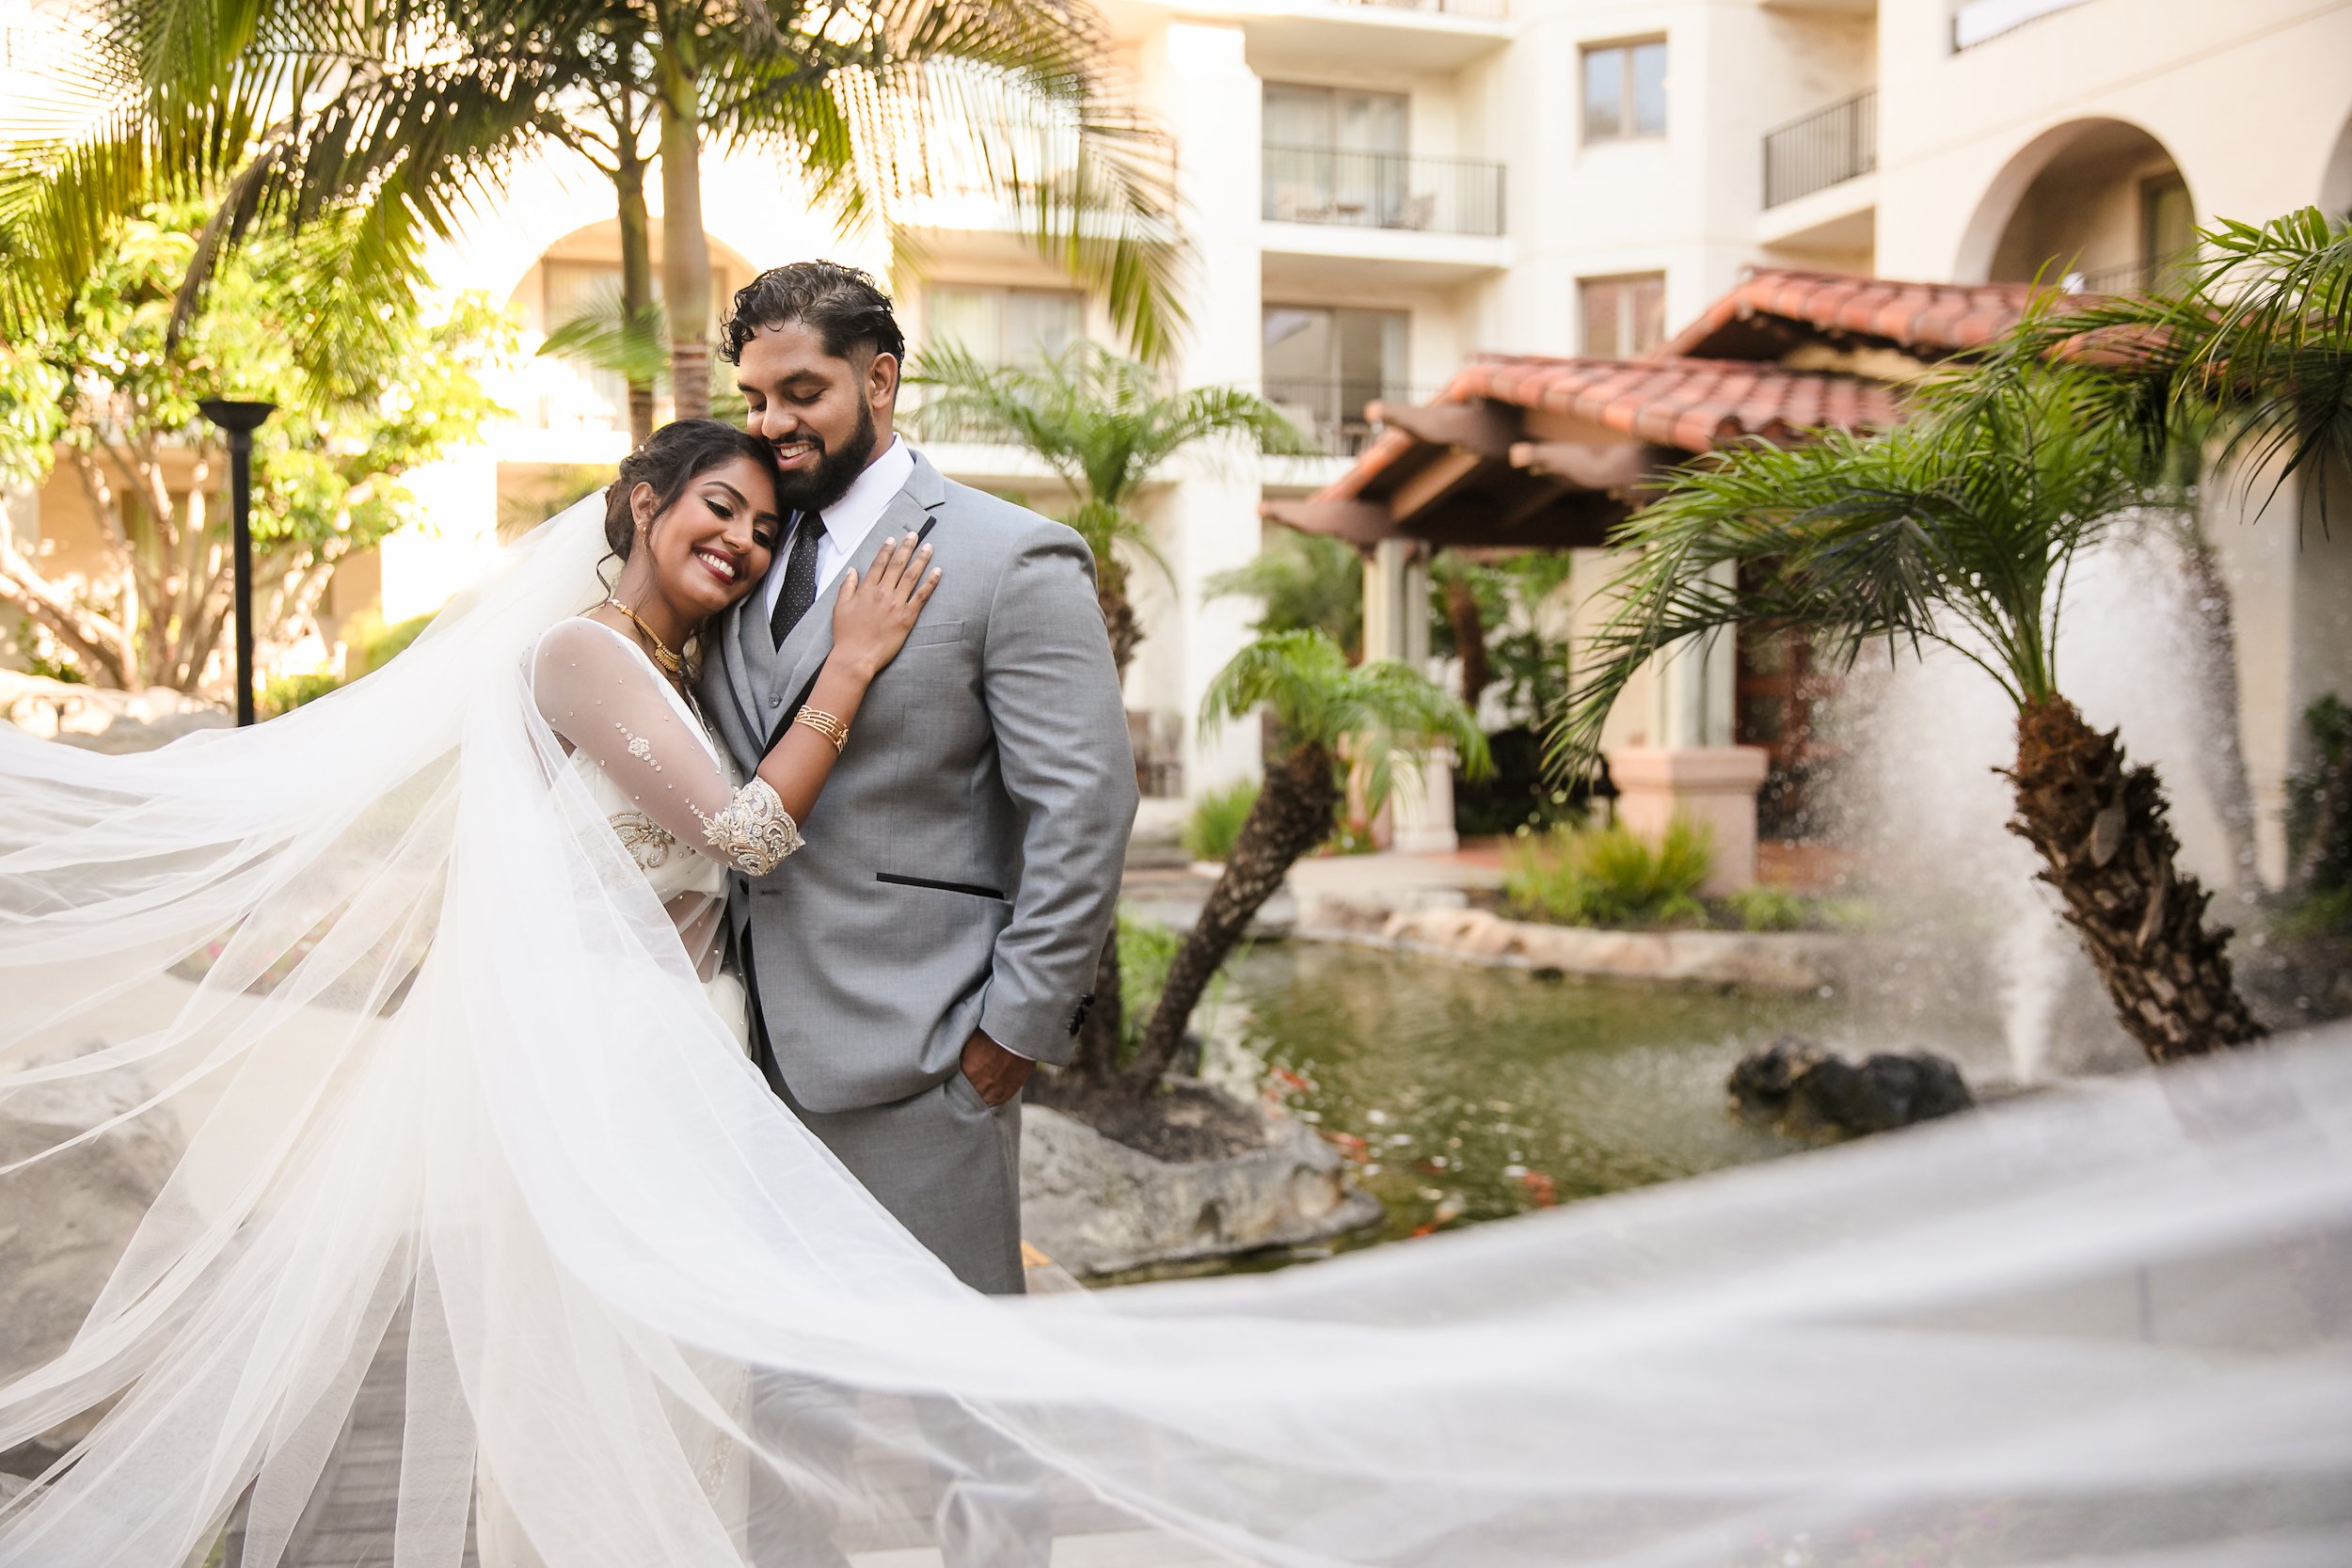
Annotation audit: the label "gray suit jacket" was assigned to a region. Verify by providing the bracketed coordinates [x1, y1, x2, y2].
[699, 449, 1136, 1114]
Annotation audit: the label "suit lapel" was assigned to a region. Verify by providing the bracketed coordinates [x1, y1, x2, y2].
[762, 486, 927, 733]
[720, 596, 763, 740]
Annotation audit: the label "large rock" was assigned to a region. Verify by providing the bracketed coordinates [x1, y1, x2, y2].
[1729, 1036, 1974, 1139]
[1022, 1090, 1381, 1279]
[0, 1047, 187, 1480]
[1296, 894, 1852, 992]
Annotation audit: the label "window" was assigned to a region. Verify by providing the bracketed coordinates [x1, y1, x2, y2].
[925, 285, 1084, 368]
[1581, 40, 1667, 142]
[532, 257, 740, 430]
[1579, 274, 1666, 359]
[1263, 306, 1408, 455]
[2141, 174, 2195, 294]
[1263, 82, 1413, 226]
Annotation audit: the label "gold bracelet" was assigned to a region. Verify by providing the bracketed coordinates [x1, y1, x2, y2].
[793, 706, 850, 753]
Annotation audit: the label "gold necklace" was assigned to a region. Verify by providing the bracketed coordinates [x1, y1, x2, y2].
[601, 597, 683, 675]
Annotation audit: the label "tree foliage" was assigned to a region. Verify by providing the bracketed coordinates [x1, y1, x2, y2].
[0, 204, 508, 690]
[0, 0, 1196, 419]
[1553, 362, 2160, 773]
[908, 341, 1311, 673]
[1207, 529, 1364, 657]
[1996, 207, 2352, 523]
[1204, 629, 1491, 811]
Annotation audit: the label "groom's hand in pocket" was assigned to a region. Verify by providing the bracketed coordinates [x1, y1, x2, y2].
[960, 1030, 1032, 1107]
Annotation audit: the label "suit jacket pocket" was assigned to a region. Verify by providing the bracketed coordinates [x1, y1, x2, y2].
[899, 617, 966, 649]
[878, 872, 1008, 901]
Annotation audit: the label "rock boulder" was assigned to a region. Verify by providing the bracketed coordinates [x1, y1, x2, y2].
[1021, 1086, 1382, 1279]
[1729, 1036, 1974, 1139]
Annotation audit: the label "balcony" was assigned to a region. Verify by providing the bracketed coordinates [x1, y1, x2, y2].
[1763, 88, 1876, 209]
[1241, 0, 1512, 74]
[1952, 0, 2093, 50]
[1263, 145, 1504, 237]
[1264, 378, 1430, 458]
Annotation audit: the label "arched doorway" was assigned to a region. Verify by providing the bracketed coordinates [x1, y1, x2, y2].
[2321, 111, 2352, 217]
[1956, 118, 2194, 294]
[504, 220, 759, 440]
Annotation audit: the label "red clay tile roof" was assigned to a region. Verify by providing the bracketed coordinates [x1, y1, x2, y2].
[1322, 353, 1901, 500]
[1459, 354, 1901, 451]
[1658, 268, 2052, 361]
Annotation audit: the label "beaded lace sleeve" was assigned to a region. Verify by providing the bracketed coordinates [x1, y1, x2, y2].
[529, 619, 804, 876]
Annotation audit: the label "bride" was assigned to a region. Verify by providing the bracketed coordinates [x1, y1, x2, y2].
[0, 422, 2347, 1568]
[524, 419, 940, 1060]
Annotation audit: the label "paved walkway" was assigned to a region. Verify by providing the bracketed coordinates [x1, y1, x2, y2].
[1120, 848, 1502, 937]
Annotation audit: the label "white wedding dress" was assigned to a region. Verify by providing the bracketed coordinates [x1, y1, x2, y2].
[529, 616, 768, 1056]
[2, 497, 2348, 1568]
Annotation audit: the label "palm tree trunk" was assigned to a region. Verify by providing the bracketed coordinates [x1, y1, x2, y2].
[2006, 696, 2265, 1063]
[655, 47, 712, 422]
[614, 150, 658, 449]
[1444, 574, 1489, 707]
[1066, 924, 1127, 1085]
[1132, 743, 1340, 1086]
[1100, 579, 1142, 682]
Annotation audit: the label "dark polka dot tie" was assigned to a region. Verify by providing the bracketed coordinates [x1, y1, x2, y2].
[769, 512, 823, 648]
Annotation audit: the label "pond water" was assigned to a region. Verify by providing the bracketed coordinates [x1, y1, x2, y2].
[1195, 942, 1953, 1247]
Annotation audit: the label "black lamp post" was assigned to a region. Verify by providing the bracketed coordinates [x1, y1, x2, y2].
[198, 399, 277, 726]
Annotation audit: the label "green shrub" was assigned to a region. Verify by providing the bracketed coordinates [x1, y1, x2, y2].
[262, 671, 342, 716]
[1183, 779, 1260, 863]
[1502, 817, 1713, 928]
[1116, 912, 1183, 1033]
[1723, 882, 1808, 932]
[343, 610, 436, 678]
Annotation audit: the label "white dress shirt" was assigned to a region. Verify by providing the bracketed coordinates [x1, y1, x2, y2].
[760, 435, 916, 619]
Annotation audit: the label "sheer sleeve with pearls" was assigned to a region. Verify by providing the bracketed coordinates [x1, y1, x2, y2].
[529, 618, 803, 876]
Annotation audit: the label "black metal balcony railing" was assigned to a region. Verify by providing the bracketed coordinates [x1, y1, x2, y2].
[2058, 253, 2195, 297]
[1262, 146, 1505, 238]
[1263, 379, 1427, 457]
[1762, 87, 1877, 210]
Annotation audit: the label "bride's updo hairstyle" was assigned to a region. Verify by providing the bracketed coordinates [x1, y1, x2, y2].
[602, 418, 779, 562]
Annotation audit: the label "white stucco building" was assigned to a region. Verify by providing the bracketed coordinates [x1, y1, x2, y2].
[8, 0, 2351, 870]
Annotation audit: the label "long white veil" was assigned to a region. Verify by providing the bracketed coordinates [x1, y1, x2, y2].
[2, 498, 2348, 1567]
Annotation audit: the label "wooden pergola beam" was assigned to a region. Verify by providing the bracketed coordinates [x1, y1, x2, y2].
[1507, 438, 1664, 494]
[1259, 498, 1396, 546]
[1367, 397, 1522, 458]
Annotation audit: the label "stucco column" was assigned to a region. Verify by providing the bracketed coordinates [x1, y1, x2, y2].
[1146, 19, 1263, 797]
[1609, 560, 1767, 891]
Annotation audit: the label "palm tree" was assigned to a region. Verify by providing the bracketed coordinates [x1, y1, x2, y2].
[2000, 208, 2351, 521]
[1206, 528, 1365, 657]
[908, 341, 1310, 1090]
[1556, 362, 2264, 1066]
[1130, 631, 1487, 1088]
[0, 0, 1190, 424]
[908, 341, 1313, 676]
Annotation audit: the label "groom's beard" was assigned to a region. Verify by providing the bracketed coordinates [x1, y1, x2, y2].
[771, 401, 879, 515]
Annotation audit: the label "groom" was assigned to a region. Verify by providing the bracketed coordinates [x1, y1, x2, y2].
[701, 261, 1136, 1295]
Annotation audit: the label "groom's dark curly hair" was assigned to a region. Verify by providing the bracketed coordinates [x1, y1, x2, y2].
[720, 261, 906, 367]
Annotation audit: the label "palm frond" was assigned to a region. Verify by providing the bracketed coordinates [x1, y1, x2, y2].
[538, 286, 672, 387]
[1989, 208, 2352, 526]
[1201, 629, 1490, 810]
[1549, 364, 2159, 778]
